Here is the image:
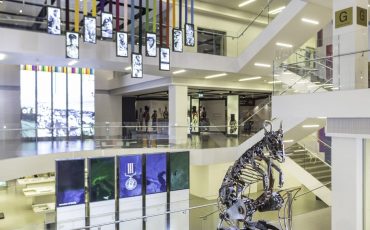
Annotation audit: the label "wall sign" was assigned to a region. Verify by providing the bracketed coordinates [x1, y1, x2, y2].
[335, 7, 353, 28]
[356, 7, 367, 27]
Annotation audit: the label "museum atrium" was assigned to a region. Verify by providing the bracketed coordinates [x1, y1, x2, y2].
[0, 0, 368, 229]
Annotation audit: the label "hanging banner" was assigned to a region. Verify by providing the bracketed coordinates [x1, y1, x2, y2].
[159, 0, 163, 46]
[47, 7, 61, 35]
[146, 0, 149, 32]
[84, 16, 97, 43]
[92, 0, 97, 16]
[179, 0, 182, 29]
[172, 28, 183, 52]
[191, 0, 194, 24]
[116, 0, 120, 32]
[185, 23, 194, 46]
[139, 0, 143, 54]
[83, 0, 87, 16]
[166, 0, 170, 46]
[117, 32, 128, 57]
[146, 32, 157, 57]
[74, 0, 79, 32]
[66, 32, 79, 59]
[159, 47, 170, 71]
[153, 0, 157, 32]
[66, 0, 70, 31]
[172, 0, 176, 28]
[124, 0, 128, 31]
[132, 53, 143, 78]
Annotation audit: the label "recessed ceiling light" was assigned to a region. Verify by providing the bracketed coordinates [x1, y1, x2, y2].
[205, 73, 227, 79]
[317, 117, 327, 119]
[268, 80, 282, 84]
[269, 6, 286, 15]
[301, 18, 319, 25]
[254, 62, 271, 68]
[125, 66, 131, 71]
[239, 76, 262, 81]
[173, 69, 186, 74]
[68, 60, 78, 66]
[276, 42, 293, 48]
[238, 0, 256, 7]
[283, 139, 294, 143]
[0, 53, 6, 60]
[19, 9, 23, 13]
[302, 124, 320, 128]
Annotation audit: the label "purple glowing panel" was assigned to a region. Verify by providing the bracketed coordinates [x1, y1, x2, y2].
[146, 153, 167, 194]
[119, 155, 143, 198]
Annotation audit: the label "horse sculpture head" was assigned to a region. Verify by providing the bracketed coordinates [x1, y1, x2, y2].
[263, 120, 285, 163]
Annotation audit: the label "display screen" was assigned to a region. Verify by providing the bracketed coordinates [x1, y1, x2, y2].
[47, 7, 61, 35]
[185, 23, 195, 47]
[56, 159, 85, 207]
[89, 157, 115, 202]
[53, 71, 67, 137]
[119, 155, 143, 198]
[84, 16, 96, 44]
[173, 29, 183, 52]
[131, 53, 143, 78]
[82, 74, 95, 136]
[66, 32, 79, 59]
[101, 12, 113, 39]
[146, 33, 157, 57]
[159, 47, 170, 71]
[116, 32, 128, 57]
[146, 153, 167, 194]
[20, 68, 36, 138]
[170, 152, 190, 191]
[68, 73, 81, 137]
[37, 70, 52, 138]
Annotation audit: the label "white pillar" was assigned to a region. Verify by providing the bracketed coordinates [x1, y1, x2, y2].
[333, 0, 368, 89]
[168, 85, 188, 145]
[331, 137, 363, 230]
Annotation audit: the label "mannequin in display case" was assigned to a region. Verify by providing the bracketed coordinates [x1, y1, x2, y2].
[229, 114, 237, 134]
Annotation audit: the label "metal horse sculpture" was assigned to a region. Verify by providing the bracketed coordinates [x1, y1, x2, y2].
[217, 120, 290, 230]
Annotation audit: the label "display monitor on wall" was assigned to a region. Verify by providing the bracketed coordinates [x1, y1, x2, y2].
[146, 153, 167, 194]
[47, 7, 61, 35]
[89, 157, 115, 202]
[56, 159, 85, 207]
[119, 155, 143, 198]
[170, 152, 190, 191]
[101, 12, 113, 39]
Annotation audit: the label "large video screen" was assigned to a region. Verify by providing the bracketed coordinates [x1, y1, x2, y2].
[37, 70, 52, 138]
[170, 152, 190, 191]
[146, 153, 167, 194]
[82, 73, 95, 136]
[89, 157, 115, 202]
[119, 155, 143, 198]
[20, 67, 36, 138]
[56, 159, 85, 207]
[68, 73, 82, 137]
[53, 71, 67, 137]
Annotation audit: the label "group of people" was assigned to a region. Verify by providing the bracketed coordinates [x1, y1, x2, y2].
[137, 106, 169, 133]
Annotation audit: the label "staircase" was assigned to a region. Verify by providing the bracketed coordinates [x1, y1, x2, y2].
[286, 143, 331, 189]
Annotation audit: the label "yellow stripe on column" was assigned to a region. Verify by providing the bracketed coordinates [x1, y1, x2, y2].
[83, 0, 87, 15]
[74, 0, 80, 32]
[92, 0, 97, 16]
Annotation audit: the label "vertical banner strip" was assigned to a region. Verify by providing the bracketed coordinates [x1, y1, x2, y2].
[184, 0, 187, 24]
[116, 0, 120, 32]
[83, 0, 87, 16]
[191, 0, 194, 24]
[139, 0, 143, 53]
[153, 0, 157, 32]
[172, 0, 175, 28]
[74, 0, 79, 32]
[159, 0, 163, 46]
[66, 0, 70, 31]
[166, 0, 169, 46]
[57, 0, 61, 8]
[124, 0, 128, 31]
[92, 0, 97, 16]
[101, 0, 105, 13]
[145, 0, 149, 33]
[179, 0, 182, 29]
[130, 0, 135, 52]
[109, 0, 113, 13]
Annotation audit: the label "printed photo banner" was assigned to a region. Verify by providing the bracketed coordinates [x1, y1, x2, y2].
[170, 152, 190, 191]
[119, 155, 143, 198]
[89, 157, 115, 202]
[47, 7, 61, 35]
[56, 159, 85, 207]
[146, 153, 167, 194]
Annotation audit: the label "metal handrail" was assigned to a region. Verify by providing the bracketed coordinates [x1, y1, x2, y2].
[299, 144, 332, 169]
[292, 51, 333, 71]
[294, 182, 331, 199]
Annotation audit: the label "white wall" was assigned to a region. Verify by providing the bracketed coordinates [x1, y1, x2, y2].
[95, 93, 122, 137]
[200, 100, 226, 132]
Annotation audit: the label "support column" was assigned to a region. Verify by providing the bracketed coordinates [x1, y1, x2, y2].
[168, 85, 188, 145]
[332, 0, 368, 89]
[330, 137, 363, 230]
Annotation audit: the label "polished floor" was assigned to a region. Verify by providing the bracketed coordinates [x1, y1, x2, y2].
[0, 132, 252, 160]
[0, 182, 329, 230]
